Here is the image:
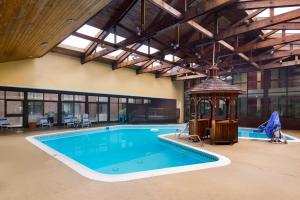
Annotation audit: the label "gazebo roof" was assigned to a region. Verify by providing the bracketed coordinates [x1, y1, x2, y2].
[186, 66, 243, 95]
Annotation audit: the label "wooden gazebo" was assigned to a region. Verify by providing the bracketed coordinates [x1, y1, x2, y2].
[186, 66, 243, 145]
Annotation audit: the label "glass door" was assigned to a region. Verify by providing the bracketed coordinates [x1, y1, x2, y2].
[5, 91, 24, 127]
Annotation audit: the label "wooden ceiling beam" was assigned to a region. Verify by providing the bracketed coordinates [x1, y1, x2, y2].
[138, 64, 172, 73]
[116, 0, 236, 49]
[149, 0, 260, 69]
[74, 32, 176, 65]
[266, 23, 300, 30]
[231, 8, 266, 28]
[113, 56, 150, 69]
[84, 46, 116, 62]
[175, 74, 206, 81]
[116, 43, 142, 63]
[251, 49, 300, 62]
[237, 34, 300, 53]
[83, 0, 235, 66]
[219, 8, 300, 39]
[159, 67, 195, 77]
[236, 0, 300, 10]
[262, 57, 300, 69]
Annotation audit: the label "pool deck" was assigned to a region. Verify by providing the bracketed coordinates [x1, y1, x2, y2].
[1, 127, 300, 200]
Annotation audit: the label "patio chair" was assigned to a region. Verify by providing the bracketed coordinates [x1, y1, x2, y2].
[0, 117, 10, 129]
[176, 123, 204, 146]
[38, 117, 52, 128]
[81, 114, 91, 128]
[63, 115, 75, 128]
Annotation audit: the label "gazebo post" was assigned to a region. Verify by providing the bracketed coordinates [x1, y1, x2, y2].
[226, 97, 230, 120]
[210, 95, 216, 144]
[193, 97, 199, 136]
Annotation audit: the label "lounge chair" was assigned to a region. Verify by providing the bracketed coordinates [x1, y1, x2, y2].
[63, 115, 75, 128]
[176, 123, 204, 146]
[0, 117, 10, 129]
[81, 114, 91, 128]
[38, 117, 52, 128]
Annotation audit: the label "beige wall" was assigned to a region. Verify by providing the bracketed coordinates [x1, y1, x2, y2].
[0, 52, 184, 122]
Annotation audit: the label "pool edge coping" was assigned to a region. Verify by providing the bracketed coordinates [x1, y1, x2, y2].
[26, 125, 231, 182]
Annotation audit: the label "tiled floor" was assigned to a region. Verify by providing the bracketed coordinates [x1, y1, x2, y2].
[1, 128, 300, 200]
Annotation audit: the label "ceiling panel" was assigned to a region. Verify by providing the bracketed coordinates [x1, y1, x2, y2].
[0, 0, 112, 63]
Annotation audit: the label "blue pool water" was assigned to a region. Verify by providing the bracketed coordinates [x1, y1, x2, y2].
[238, 128, 296, 140]
[36, 126, 218, 175]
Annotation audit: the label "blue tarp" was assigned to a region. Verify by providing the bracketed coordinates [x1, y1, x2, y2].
[255, 111, 282, 138]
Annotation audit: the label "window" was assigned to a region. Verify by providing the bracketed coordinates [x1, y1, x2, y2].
[164, 54, 181, 62]
[0, 91, 4, 99]
[144, 99, 151, 104]
[88, 96, 98, 102]
[216, 99, 227, 120]
[233, 73, 247, 91]
[0, 91, 4, 117]
[99, 103, 108, 121]
[237, 95, 247, 117]
[62, 94, 73, 101]
[62, 102, 73, 118]
[135, 99, 143, 104]
[74, 103, 85, 120]
[59, 35, 92, 51]
[269, 93, 286, 117]
[137, 45, 159, 54]
[76, 24, 101, 37]
[248, 71, 263, 93]
[104, 33, 126, 44]
[288, 92, 300, 118]
[6, 91, 24, 99]
[28, 92, 43, 100]
[288, 66, 300, 92]
[74, 95, 85, 102]
[6, 101, 23, 114]
[44, 102, 58, 123]
[247, 94, 263, 117]
[269, 68, 287, 93]
[44, 93, 58, 101]
[119, 98, 127, 121]
[89, 103, 98, 122]
[28, 102, 43, 122]
[128, 98, 135, 104]
[0, 99, 4, 117]
[110, 97, 118, 121]
[200, 100, 211, 119]
[99, 96, 108, 102]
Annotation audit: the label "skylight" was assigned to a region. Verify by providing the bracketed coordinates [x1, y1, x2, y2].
[96, 46, 105, 52]
[164, 54, 181, 62]
[262, 30, 300, 35]
[254, 6, 300, 18]
[59, 35, 91, 51]
[76, 24, 102, 37]
[104, 33, 126, 44]
[152, 61, 162, 67]
[137, 45, 159, 54]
